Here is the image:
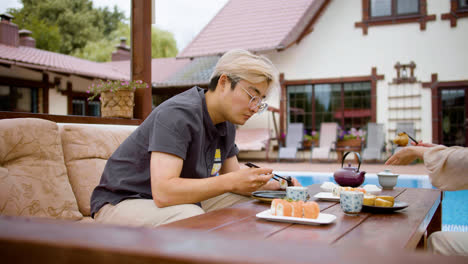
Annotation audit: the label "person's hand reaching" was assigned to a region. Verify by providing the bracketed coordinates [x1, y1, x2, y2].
[385, 146, 427, 165]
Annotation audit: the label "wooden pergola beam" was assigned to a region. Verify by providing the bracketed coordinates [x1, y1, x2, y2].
[131, 0, 152, 120]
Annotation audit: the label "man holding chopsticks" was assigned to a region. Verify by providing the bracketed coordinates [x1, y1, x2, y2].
[90, 49, 300, 228]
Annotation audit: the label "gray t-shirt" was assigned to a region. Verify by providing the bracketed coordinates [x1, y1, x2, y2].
[90, 87, 239, 217]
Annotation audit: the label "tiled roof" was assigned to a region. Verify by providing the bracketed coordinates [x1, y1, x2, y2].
[103, 57, 191, 84]
[0, 44, 124, 80]
[178, 0, 326, 58]
[155, 56, 220, 87]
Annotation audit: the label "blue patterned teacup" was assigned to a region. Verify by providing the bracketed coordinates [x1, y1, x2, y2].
[286, 186, 309, 201]
[340, 191, 364, 215]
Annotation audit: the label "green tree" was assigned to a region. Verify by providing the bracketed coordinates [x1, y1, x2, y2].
[8, 0, 125, 54]
[150, 27, 178, 58]
[72, 23, 178, 62]
[8, 0, 178, 62]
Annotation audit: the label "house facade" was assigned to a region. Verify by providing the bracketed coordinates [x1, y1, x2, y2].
[179, 0, 468, 147]
[2, 0, 467, 149]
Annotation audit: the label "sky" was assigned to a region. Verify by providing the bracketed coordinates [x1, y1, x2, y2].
[0, 0, 229, 51]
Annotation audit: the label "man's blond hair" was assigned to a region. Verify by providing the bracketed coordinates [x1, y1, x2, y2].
[209, 49, 278, 91]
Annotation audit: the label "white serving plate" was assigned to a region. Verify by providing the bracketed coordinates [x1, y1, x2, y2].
[320, 183, 382, 196]
[256, 209, 336, 225]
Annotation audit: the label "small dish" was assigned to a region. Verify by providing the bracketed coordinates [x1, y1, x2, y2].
[252, 191, 286, 202]
[256, 209, 336, 225]
[362, 200, 409, 213]
[313, 192, 340, 202]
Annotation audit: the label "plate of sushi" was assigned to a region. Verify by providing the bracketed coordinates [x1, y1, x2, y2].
[256, 199, 336, 225]
[251, 190, 286, 202]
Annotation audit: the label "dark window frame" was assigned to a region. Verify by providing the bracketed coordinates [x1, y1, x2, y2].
[286, 82, 373, 134]
[441, 0, 468, 27]
[355, 0, 436, 35]
[279, 68, 384, 143]
[0, 85, 39, 113]
[70, 97, 100, 117]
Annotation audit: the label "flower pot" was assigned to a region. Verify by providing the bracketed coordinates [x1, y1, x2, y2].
[303, 139, 318, 148]
[336, 138, 362, 148]
[100, 90, 134, 118]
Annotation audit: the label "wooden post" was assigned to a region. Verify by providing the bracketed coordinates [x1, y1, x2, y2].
[131, 0, 152, 120]
[42, 73, 49, 114]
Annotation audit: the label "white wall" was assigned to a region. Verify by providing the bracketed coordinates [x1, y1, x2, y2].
[254, 0, 468, 144]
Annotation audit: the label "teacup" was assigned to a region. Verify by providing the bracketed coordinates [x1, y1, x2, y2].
[340, 191, 364, 215]
[286, 186, 309, 201]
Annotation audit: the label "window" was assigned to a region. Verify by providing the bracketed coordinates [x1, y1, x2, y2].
[72, 99, 85, 116]
[355, 0, 436, 34]
[370, 0, 419, 18]
[461, 0, 468, 9]
[287, 82, 372, 134]
[71, 97, 100, 117]
[0, 85, 38, 113]
[442, 0, 468, 27]
[88, 101, 101, 116]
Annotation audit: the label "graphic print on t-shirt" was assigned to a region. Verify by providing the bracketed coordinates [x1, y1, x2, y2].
[211, 149, 221, 176]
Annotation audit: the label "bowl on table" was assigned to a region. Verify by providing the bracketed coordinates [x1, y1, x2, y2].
[377, 169, 399, 190]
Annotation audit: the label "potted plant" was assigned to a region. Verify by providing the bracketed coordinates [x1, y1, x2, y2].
[336, 127, 366, 148]
[87, 79, 149, 118]
[303, 131, 319, 148]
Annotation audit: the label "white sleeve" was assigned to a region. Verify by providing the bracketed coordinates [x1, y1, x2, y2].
[424, 145, 468, 191]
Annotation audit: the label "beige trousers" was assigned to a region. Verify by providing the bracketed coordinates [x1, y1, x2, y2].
[428, 231, 468, 256]
[94, 192, 252, 228]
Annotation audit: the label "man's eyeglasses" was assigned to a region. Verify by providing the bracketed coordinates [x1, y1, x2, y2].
[239, 86, 268, 114]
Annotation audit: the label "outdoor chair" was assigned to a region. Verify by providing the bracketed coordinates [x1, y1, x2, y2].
[277, 123, 304, 161]
[235, 128, 274, 161]
[311, 122, 338, 161]
[362, 123, 385, 161]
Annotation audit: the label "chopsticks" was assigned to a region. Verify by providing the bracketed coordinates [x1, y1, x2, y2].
[245, 162, 293, 186]
[403, 131, 419, 144]
[272, 174, 293, 186]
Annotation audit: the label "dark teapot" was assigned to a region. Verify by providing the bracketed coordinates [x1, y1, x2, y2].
[333, 151, 366, 187]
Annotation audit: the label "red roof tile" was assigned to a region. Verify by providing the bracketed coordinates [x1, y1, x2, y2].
[178, 0, 326, 58]
[103, 57, 191, 83]
[0, 44, 124, 80]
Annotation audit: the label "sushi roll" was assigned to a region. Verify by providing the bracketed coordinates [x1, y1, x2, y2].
[271, 198, 283, 215]
[276, 200, 293, 217]
[279, 178, 288, 189]
[303, 201, 320, 219]
[291, 200, 304, 218]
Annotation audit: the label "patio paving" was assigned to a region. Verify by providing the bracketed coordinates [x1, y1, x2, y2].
[241, 160, 428, 175]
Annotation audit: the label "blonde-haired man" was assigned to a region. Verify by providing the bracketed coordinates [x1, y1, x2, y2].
[91, 49, 299, 227]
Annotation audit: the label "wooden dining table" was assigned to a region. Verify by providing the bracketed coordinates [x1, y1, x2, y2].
[160, 184, 443, 251]
[3, 184, 463, 264]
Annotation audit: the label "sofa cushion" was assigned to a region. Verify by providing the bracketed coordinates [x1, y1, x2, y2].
[0, 118, 82, 220]
[60, 124, 135, 216]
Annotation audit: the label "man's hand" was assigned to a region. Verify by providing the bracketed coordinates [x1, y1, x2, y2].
[258, 176, 302, 191]
[227, 167, 273, 196]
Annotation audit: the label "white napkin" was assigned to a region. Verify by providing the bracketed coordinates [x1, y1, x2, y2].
[320, 182, 338, 192]
[363, 184, 382, 195]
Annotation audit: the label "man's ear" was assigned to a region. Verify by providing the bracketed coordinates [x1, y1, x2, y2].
[218, 74, 229, 92]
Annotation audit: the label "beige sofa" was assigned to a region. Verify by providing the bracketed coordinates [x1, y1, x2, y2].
[0, 118, 136, 222]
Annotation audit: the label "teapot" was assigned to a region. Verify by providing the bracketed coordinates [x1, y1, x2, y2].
[333, 151, 366, 187]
